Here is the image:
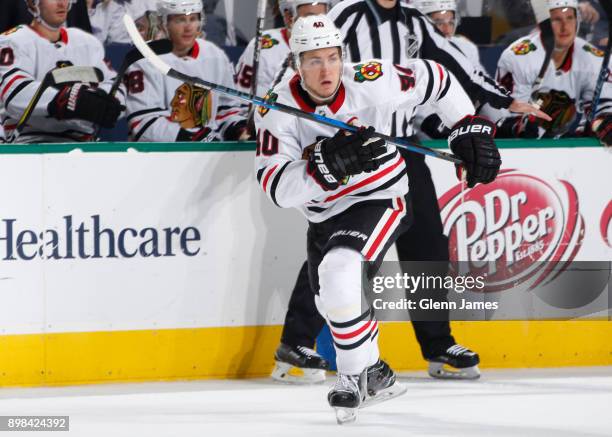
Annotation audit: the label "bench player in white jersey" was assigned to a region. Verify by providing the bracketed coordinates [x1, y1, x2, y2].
[482, 0, 611, 144]
[0, 0, 124, 143]
[234, 0, 331, 98]
[412, 0, 484, 139]
[125, 0, 249, 142]
[414, 0, 482, 68]
[255, 14, 501, 422]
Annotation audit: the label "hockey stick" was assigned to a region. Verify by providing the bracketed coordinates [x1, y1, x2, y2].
[123, 14, 462, 164]
[586, 1, 612, 125]
[248, 0, 268, 117]
[9, 66, 104, 143]
[530, 0, 555, 103]
[92, 38, 173, 140]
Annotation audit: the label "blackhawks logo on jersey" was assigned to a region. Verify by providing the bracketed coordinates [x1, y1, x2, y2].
[170, 83, 213, 129]
[511, 39, 537, 55]
[583, 44, 604, 57]
[258, 90, 278, 117]
[354, 61, 384, 82]
[261, 34, 279, 49]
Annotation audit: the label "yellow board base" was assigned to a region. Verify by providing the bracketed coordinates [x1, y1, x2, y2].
[1, 321, 611, 388]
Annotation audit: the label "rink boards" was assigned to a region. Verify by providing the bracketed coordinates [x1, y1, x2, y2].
[0, 139, 611, 387]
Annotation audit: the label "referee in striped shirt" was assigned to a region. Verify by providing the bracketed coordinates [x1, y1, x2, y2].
[324, 0, 543, 378]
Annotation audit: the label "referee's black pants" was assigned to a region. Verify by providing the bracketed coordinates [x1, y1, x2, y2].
[280, 147, 455, 359]
[395, 148, 455, 359]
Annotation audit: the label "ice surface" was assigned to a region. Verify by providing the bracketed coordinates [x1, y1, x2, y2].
[0, 367, 610, 437]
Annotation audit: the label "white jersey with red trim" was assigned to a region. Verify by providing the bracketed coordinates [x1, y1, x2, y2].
[125, 38, 245, 142]
[0, 25, 120, 143]
[481, 32, 612, 134]
[254, 58, 475, 223]
[235, 27, 293, 97]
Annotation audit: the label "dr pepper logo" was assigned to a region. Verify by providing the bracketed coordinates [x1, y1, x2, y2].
[439, 170, 584, 291]
[601, 200, 612, 248]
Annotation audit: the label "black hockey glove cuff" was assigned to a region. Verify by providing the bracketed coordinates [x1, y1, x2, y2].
[48, 84, 124, 128]
[225, 120, 253, 141]
[449, 115, 501, 188]
[306, 127, 387, 191]
[496, 115, 539, 139]
[420, 114, 450, 139]
[592, 114, 612, 147]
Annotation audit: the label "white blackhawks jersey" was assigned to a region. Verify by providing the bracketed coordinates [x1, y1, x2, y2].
[125, 39, 245, 142]
[482, 32, 612, 132]
[235, 27, 293, 97]
[255, 59, 475, 223]
[0, 25, 120, 143]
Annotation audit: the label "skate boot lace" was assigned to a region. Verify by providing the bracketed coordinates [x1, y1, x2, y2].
[297, 346, 321, 357]
[334, 374, 360, 393]
[447, 344, 473, 356]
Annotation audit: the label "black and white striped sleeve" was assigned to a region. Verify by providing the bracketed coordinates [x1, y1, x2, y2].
[392, 60, 475, 128]
[413, 12, 513, 109]
[328, 1, 513, 110]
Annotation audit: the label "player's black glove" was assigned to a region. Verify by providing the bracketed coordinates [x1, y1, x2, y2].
[307, 127, 387, 191]
[420, 114, 450, 139]
[48, 83, 124, 128]
[449, 115, 501, 188]
[496, 115, 539, 138]
[592, 114, 612, 147]
[176, 126, 215, 142]
[224, 120, 253, 141]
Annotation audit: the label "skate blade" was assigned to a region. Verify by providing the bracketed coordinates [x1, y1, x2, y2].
[271, 361, 326, 385]
[428, 362, 481, 380]
[334, 407, 358, 425]
[361, 381, 407, 408]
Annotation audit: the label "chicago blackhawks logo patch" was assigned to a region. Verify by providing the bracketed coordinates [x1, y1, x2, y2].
[354, 62, 383, 82]
[170, 83, 213, 129]
[511, 39, 537, 55]
[583, 44, 604, 57]
[261, 34, 279, 49]
[258, 90, 278, 117]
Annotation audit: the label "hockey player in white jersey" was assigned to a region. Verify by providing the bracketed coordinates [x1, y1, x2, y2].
[414, 0, 482, 68]
[255, 14, 501, 423]
[125, 0, 249, 142]
[234, 0, 331, 98]
[412, 0, 484, 139]
[0, 0, 124, 143]
[89, 0, 161, 44]
[483, 0, 612, 144]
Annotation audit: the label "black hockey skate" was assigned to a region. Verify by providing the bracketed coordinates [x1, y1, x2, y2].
[271, 343, 329, 384]
[364, 359, 407, 407]
[328, 372, 366, 424]
[427, 344, 481, 380]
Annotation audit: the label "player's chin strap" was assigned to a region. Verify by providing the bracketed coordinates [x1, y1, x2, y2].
[29, 2, 69, 32]
[35, 16, 63, 32]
